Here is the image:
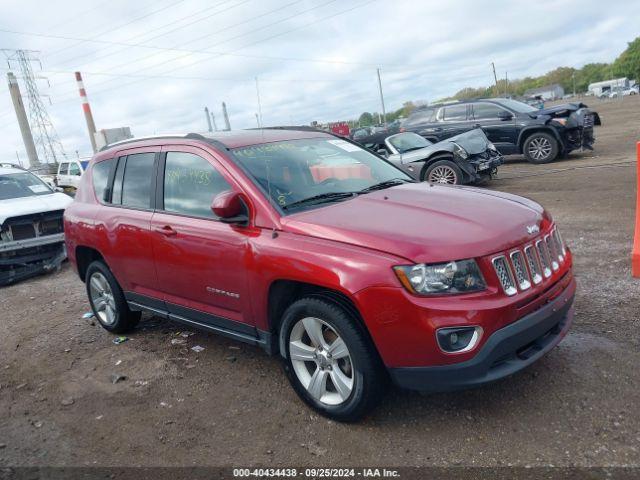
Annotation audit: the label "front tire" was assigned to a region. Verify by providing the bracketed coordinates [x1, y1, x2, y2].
[280, 297, 385, 422]
[423, 159, 463, 184]
[523, 132, 559, 164]
[85, 261, 141, 333]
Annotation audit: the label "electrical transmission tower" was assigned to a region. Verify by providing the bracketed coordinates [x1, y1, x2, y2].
[3, 49, 66, 164]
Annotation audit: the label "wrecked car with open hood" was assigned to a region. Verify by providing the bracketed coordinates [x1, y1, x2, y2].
[357, 129, 502, 185]
[401, 98, 601, 164]
[0, 163, 72, 286]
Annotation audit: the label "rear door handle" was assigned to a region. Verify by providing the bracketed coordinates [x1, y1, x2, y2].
[154, 225, 177, 237]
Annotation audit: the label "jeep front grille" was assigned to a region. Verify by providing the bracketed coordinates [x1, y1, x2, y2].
[524, 245, 543, 284]
[492, 227, 567, 296]
[509, 250, 531, 290]
[552, 228, 565, 260]
[545, 234, 559, 271]
[536, 239, 552, 278]
[492, 256, 517, 296]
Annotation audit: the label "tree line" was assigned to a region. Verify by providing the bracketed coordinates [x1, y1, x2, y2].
[351, 36, 640, 127]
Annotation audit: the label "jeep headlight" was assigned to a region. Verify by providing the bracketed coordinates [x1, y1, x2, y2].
[487, 142, 497, 151]
[452, 143, 468, 159]
[394, 259, 486, 295]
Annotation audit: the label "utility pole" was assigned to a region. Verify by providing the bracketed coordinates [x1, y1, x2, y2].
[7, 72, 39, 167]
[376, 68, 386, 126]
[505, 71, 509, 96]
[3, 49, 66, 165]
[222, 102, 231, 131]
[255, 77, 263, 129]
[210, 111, 218, 131]
[75, 72, 97, 153]
[255, 113, 260, 128]
[204, 106, 213, 132]
[572, 72, 576, 96]
[491, 62, 499, 97]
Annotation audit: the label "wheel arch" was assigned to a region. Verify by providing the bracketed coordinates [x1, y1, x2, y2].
[517, 127, 564, 152]
[267, 279, 380, 360]
[418, 152, 455, 181]
[75, 245, 106, 282]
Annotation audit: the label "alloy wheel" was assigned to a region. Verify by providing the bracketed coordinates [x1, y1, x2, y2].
[89, 271, 117, 325]
[428, 165, 458, 184]
[528, 137, 552, 161]
[289, 317, 354, 406]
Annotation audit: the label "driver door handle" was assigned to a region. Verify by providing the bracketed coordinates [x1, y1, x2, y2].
[154, 225, 177, 237]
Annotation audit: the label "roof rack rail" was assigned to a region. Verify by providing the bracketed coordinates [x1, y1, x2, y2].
[99, 133, 208, 152]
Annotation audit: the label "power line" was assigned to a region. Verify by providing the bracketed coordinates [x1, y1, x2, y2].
[49, 0, 343, 98]
[51, 0, 376, 105]
[50, 0, 244, 68]
[44, 0, 189, 60]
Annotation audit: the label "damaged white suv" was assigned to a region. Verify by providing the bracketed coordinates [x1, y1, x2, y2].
[0, 163, 72, 286]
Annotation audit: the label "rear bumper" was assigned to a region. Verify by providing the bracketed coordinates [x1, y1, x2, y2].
[388, 277, 575, 392]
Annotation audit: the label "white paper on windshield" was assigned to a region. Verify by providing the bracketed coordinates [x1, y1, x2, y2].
[28, 184, 49, 193]
[327, 139, 361, 152]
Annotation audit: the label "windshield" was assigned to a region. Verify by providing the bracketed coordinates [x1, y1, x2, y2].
[233, 138, 412, 212]
[0, 172, 53, 200]
[388, 132, 432, 153]
[494, 98, 537, 113]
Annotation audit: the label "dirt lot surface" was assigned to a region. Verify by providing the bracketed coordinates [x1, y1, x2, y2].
[1, 96, 639, 469]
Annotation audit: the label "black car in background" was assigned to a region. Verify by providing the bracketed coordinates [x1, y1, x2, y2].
[356, 130, 502, 185]
[401, 98, 601, 164]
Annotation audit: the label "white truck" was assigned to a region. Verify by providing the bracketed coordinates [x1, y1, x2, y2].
[56, 159, 89, 190]
[0, 163, 73, 285]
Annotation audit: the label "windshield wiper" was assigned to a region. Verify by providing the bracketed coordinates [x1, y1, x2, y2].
[358, 178, 414, 193]
[282, 192, 357, 210]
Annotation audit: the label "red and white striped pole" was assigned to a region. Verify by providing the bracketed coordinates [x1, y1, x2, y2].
[75, 72, 98, 153]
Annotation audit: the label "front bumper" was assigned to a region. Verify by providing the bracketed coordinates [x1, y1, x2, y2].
[388, 276, 575, 392]
[0, 234, 67, 286]
[463, 152, 503, 183]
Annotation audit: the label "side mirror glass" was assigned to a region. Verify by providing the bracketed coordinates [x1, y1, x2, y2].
[211, 190, 249, 225]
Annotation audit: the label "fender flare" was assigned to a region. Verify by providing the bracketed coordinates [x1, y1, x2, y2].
[517, 127, 564, 153]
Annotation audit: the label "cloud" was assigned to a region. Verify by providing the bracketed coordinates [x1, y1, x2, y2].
[0, 0, 638, 164]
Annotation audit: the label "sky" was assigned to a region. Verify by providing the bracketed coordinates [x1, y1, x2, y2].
[0, 0, 639, 165]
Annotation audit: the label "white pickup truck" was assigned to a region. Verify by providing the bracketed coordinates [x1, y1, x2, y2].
[56, 159, 89, 190]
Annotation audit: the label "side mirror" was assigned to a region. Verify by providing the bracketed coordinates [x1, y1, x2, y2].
[211, 190, 249, 225]
[498, 111, 513, 121]
[55, 187, 64, 193]
[377, 148, 389, 158]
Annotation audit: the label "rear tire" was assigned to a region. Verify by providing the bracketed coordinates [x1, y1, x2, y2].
[279, 297, 385, 422]
[423, 159, 463, 185]
[523, 132, 559, 164]
[85, 261, 141, 334]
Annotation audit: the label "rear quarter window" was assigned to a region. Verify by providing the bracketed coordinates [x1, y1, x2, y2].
[91, 159, 114, 202]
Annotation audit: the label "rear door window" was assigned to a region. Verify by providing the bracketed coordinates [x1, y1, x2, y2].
[59, 163, 69, 175]
[162, 152, 232, 219]
[119, 153, 156, 209]
[69, 162, 81, 176]
[472, 103, 506, 120]
[442, 104, 468, 121]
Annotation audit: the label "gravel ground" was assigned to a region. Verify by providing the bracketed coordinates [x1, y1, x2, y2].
[0, 95, 639, 468]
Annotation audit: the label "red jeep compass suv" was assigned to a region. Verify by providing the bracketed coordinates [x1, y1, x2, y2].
[64, 129, 574, 421]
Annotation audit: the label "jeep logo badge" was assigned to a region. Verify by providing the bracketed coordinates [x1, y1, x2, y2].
[526, 224, 540, 235]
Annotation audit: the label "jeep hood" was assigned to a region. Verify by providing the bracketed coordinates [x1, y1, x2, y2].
[281, 183, 546, 263]
[0, 192, 73, 225]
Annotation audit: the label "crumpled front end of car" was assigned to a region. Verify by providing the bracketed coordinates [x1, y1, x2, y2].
[0, 210, 66, 286]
